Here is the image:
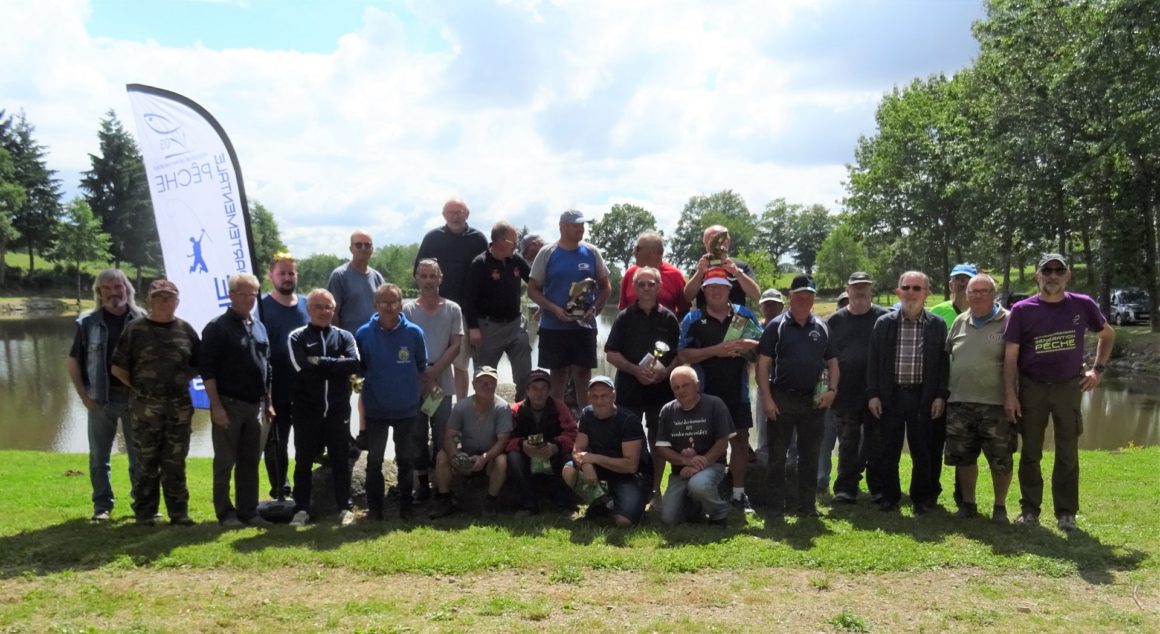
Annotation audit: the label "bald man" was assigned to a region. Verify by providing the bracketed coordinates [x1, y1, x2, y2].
[683, 225, 760, 310]
[328, 230, 386, 333]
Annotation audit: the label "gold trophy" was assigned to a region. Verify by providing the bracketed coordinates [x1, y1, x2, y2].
[526, 433, 552, 475]
[640, 341, 670, 372]
[349, 375, 365, 393]
[706, 229, 730, 267]
[565, 278, 597, 318]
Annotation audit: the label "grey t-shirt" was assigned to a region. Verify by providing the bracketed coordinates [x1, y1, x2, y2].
[402, 299, 464, 394]
[447, 395, 513, 454]
[327, 263, 385, 332]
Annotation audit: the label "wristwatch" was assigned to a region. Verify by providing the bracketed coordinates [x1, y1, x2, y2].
[1093, 363, 1106, 374]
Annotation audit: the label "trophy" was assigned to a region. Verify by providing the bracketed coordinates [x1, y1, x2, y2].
[450, 431, 476, 475]
[420, 384, 445, 417]
[526, 433, 552, 475]
[638, 341, 671, 372]
[349, 375, 365, 393]
[565, 278, 597, 318]
[706, 229, 730, 267]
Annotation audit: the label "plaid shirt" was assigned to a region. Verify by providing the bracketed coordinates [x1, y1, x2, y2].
[894, 311, 925, 385]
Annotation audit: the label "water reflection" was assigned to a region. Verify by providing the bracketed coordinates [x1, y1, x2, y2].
[2, 314, 1157, 456]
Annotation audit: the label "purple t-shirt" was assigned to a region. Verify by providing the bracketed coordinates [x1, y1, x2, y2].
[1003, 292, 1106, 383]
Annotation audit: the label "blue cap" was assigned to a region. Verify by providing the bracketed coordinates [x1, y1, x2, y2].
[949, 263, 977, 278]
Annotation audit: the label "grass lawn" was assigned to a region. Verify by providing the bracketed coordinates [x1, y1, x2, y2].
[0, 448, 1156, 632]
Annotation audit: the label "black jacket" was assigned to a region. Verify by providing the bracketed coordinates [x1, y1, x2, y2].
[866, 309, 950, 406]
[289, 323, 360, 417]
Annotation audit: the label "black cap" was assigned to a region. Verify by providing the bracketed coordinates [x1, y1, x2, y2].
[789, 274, 816, 294]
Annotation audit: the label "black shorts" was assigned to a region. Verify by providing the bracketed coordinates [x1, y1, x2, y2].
[728, 401, 754, 431]
[537, 328, 597, 369]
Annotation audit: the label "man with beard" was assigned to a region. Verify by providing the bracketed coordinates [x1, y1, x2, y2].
[67, 268, 145, 522]
[506, 369, 578, 514]
[260, 253, 309, 499]
[1004, 254, 1113, 532]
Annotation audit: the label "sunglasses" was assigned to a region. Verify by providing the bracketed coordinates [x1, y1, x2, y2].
[1040, 266, 1067, 276]
[634, 280, 658, 289]
[899, 285, 926, 292]
[352, 242, 373, 249]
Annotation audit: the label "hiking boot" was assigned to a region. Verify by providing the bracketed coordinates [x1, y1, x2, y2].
[289, 510, 309, 527]
[429, 496, 458, 519]
[731, 493, 755, 515]
[1056, 514, 1078, 532]
[170, 515, 196, 526]
[992, 505, 1009, 524]
[954, 503, 979, 519]
[339, 509, 357, 527]
[91, 510, 111, 523]
[832, 492, 857, 505]
[1015, 511, 1040, 527]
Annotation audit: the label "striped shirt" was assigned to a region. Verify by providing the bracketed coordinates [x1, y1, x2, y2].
[894, 311, 925, 385]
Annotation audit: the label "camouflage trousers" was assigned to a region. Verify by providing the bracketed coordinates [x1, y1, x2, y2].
[944, 402, 1014, 475]
[130, 396, 193, 520]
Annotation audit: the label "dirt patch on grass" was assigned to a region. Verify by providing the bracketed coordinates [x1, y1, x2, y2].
[1, 566, 1156, 632]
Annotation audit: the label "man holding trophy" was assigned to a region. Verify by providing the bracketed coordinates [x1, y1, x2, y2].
[683, 225, 761, 310]
[604, 265, 681, 509]
[527, 209, 612, 409]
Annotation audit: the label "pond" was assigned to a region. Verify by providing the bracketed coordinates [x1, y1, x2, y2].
[2, 313, 1157, 458]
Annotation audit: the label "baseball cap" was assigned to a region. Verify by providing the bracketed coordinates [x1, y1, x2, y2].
[1037, 253, 1068, 270]
[474, 365, 499, 381]
[759, 288, 784, 304]
[525, 368, 551, 386]
[701, 267, 732, 288]
[949, 263, 978, 278]
[519, 233, 543, 252]
[588, 375, 614, 389]
[559, 209, 589, 224]
[148, 279, 179, 296]
[789, 274, 817, 294]
[837, 291, 849, 303]
[847, 271, 874, 286]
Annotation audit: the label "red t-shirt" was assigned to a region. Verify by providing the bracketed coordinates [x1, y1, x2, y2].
[619, 261, 689, 316]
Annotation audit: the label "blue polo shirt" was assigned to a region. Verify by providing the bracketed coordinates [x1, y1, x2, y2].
[678, 304, 759, 406]
[757, 311, 833, 393]
[355, 313, 428, 419]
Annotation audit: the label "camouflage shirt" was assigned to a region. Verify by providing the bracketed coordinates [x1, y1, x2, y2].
[111, 317, 201, 402]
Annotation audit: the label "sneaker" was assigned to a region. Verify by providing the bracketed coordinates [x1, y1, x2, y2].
[1015, 511, 1040, 526]
[289, 510, 310, 527]
[954, 503, 979, 519]
[481, 496, 498, 517]
[243, 515, 273, 528]
[731, 493, 756, 515]
[91, 510, 111, 522]
[339, 509, 357, 527]
[429, 496, 458, 519]
[1057, 514, 1078, 532]
[832, 492, 857, 505]
[135, 516, 157, 527]
[648, 492, 663, 512]
[170, 515, 196, 526]
[992, 505, 1009, 524]
[220, 515, 245, 528]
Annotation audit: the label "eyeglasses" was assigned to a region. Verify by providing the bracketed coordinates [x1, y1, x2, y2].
[634, 280, 658, 289]
[352, 242, 373, 249]
[966, 289, 995, 296]
[309, 304, 335, 310]
[231, 290, 259, 297]
[899, 285, 926, 292]
[1040, 266, 1067, 276]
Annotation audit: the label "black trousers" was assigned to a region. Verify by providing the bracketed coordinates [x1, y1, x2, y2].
[292, 403, 353, 514]
[766, 390, 825, 513]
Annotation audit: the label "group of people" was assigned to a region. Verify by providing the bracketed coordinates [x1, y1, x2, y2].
[68, 198, 1113, 533]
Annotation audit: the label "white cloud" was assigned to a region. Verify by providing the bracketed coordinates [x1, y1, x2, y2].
[0, 0, 981, 262]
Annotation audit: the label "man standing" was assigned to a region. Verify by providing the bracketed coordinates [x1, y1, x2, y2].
[826, 272, 889, 504]
[604, 265, 680, 507]
[110, 279, 200, 526]
[201, 273, 273, 528]
[1004, 254, 1113, 532]
[328, 230, 386, 333]
[66, 268, 144, 522]
[415, 198, 489, 398]
[756, 275, 839, 517]
[463, 221, 533, 399]
[931, 263, 977, 327]
[758, 289, 785, 326]
[946, 274, 1014, 522]
[527, 209, 612, 409]
[563, 376, 650, 527]
[677, 268, 762, 514]
[682, 225, 761, 309]
[866, 271, 950, 514]
[287, 289, 361, 527]
[430, 366, 512, 518]
[655, 366, 734, 527]
[618, 231, 688, 315]
[506, 369, 578, 514]
[260, 253, 309, 499]
[356, 283, 428, 520]
[403, 259, 463, 501]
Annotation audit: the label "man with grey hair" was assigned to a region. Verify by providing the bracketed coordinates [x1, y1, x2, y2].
[866, 271, 950, 514]
[618, 230, 688, 315]
[66, 268, 145, 522]
[201, 272, 273, 527]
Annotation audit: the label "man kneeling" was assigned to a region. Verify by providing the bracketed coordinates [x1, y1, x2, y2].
[431, 366, 512, 518]
[655, 366, 734, 527]
[562, 376, 650, 527]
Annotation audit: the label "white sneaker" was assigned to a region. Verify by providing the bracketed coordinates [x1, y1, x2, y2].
[289, 510, 309, 527]
[339, 509, 356, 527]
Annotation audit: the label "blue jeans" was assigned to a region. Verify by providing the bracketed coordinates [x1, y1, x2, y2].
[88, 389, 137, 514]
[606, 474, 650, 524]
[817, 408, 841, 492]
[661, 463, 728, 525]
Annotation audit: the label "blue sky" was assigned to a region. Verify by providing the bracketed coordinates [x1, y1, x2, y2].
[1, 0, 985, 261]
